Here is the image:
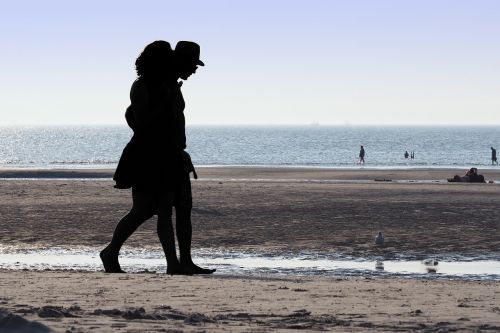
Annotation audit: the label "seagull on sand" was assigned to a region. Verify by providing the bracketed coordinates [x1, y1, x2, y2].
[375, 232, 384, 246]
[423, 259, 439, 266]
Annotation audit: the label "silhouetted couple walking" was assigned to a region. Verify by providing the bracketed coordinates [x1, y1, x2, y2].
[101, 41, 215, 275]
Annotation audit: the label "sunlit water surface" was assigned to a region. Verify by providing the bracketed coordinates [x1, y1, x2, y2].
[1, 247, 499, 281]
[1, 126, 500, 168]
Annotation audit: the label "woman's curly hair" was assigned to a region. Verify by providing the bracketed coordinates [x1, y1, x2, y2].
[135, 40, 173, 79]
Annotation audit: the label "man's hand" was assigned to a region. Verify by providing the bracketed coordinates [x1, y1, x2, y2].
[182, 151, 198, 179]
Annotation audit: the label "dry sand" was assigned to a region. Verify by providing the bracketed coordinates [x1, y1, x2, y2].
[0, 167, 500, 332]
[1, 270, 500, 332]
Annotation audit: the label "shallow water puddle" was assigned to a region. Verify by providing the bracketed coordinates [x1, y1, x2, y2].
[0, 250, 499, 280]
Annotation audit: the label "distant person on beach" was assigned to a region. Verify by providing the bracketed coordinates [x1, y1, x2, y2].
[101, 40, 214, 275]
[448, 167, 485, 183]
[404, 151, 409, 159]
[411, 151, 414, 159]
[491, 147, 498, 165]
[358, 146, 365, 164]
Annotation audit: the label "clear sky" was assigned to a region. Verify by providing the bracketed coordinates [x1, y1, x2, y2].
[1, 0, 499, 125]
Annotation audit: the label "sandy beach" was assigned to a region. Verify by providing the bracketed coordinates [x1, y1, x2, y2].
[1, 167, 499, 257]
[1, 167, 500, 332]
[1, 270, 500, 332]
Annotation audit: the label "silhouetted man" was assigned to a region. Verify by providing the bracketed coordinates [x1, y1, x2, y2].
[168, 41, 215, 274]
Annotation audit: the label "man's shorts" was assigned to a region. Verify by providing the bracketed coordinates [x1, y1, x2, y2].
[174, 173, 193, 210]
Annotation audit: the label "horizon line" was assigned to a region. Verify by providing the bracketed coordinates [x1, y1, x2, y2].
[2, 123, 500, 127]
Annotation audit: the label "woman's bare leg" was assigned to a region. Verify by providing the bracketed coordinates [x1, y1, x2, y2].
[101, 188, 155, 273]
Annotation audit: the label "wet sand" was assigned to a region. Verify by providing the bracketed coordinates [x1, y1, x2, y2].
[1, 167, 500, 331]
[0, 167, 499, 258]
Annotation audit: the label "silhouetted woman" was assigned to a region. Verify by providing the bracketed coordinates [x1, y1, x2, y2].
[101, 41, 214, 275]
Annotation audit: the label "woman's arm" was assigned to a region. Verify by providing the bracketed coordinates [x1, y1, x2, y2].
[129, 80, 159, 128]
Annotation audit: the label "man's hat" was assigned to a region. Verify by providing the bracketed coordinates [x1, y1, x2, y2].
[175, 41, 204, 66]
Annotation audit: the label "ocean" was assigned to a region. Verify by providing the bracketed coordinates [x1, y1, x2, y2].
[0, 125, 499, 169]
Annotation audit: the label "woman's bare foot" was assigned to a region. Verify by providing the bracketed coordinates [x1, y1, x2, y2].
[100, 247, 126, 273]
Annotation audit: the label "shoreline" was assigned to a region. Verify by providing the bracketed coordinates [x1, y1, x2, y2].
[0, 166, 500, 180]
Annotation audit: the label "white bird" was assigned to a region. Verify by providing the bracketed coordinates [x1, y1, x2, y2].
[375, 232, 384, 246]
[423, 259, 438, 266]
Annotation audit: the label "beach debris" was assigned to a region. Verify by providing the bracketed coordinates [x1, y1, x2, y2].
[375, 260, 384, 270]
[37, 306, 79, 318]
[292, 288, 308, 292]
[457, 303, 472, 308]
[0, 309, 53, 333]
[122, 307, 147, 320]
[289, 309, 311, 317]
[375, 232, 384, 246]
[37, 307, 65, 318]
[122, 307, 165, 320]
[93, 308, 122, 316]
[184, 313, 216, 324]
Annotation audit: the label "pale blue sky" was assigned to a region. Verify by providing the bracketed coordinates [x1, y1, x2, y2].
[1, 0, 499, 125]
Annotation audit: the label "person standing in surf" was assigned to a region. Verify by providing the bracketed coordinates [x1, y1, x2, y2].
[491, 147, 498, 165]
[358, 145, 365, 164]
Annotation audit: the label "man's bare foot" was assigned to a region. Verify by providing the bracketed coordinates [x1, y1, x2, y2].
[100, 247, 125, 273]
[166, 264, 183, 275]
[180, 263, 216, 275]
